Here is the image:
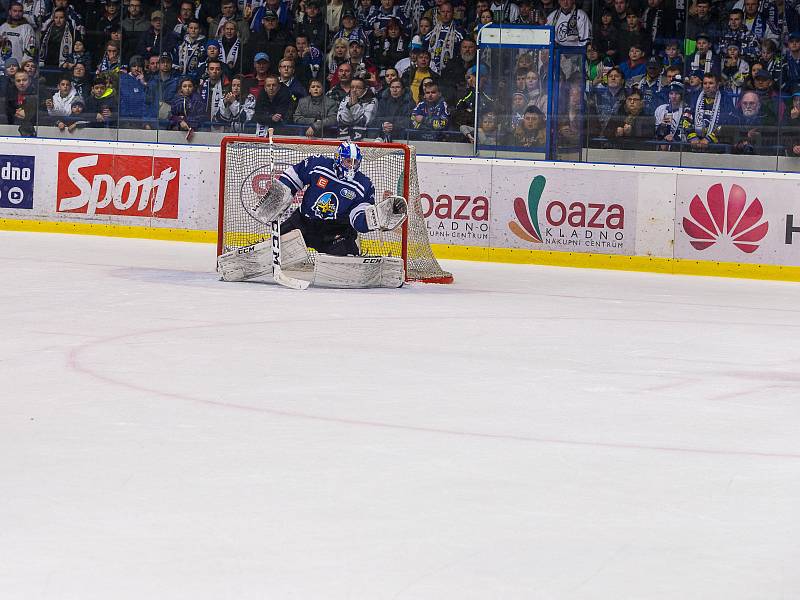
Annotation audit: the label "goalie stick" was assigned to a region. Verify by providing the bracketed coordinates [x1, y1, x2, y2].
[265, 128, 309, 290]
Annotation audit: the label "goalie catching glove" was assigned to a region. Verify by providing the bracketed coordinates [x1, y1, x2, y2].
[242, 179, 294, 225]
[364, 195, 408, 232]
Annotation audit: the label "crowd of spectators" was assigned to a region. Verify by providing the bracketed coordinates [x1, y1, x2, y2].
[0, 0, 799, 155]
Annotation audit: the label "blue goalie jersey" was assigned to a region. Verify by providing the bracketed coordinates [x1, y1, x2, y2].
[278, 155, 376, 232]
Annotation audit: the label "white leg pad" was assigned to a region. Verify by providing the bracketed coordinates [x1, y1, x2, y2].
[218, 240, 273, 281]
[280, 229, 312, 270]
[312, 254, 405, 288]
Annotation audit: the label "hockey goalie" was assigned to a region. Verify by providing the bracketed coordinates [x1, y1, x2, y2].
[217, 141, 408, 288]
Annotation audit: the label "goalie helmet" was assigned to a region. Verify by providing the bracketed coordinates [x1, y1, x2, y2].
[334, 141, 362, 181]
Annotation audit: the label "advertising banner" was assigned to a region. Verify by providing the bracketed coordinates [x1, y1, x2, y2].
[675, 176, 800, 266]
[0, 155, 35, 210]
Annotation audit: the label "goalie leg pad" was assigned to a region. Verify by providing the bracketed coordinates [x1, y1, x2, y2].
[218, 240, 273, 281]
[312, 254, 405, 288]
[280, 228, 312, 270]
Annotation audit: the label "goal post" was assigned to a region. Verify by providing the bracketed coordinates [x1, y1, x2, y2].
[217, 135, 453, 284]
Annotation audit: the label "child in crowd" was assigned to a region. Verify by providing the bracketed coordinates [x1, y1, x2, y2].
[61, 39, 92, 71]
[45, 74, 83, 128]
[169, 76, 206, 141]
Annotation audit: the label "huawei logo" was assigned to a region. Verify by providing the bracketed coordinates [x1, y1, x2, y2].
[682, 183, 769, 253]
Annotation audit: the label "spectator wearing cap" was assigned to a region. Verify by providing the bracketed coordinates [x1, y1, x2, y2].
[254, 73, 293, 134]
[749, 67, 783, 122]
[370, 0, 408, 37]
[786, 32, 800, 90]
[655, 77, 688, 146]
[121, 0, 150, 62]
[208, 0, 250, 46]
[150, 52, 180, 118]
[218, 21, 246, 74]
[197, 39, 227, 78]
[438, 36, 476, 105]
[334, 8, 370, 48]
[250, 9, 292, 69]
[251, 0, 292, 33]
[425, 2, 464, 74]
[136, 10, 179, 59]
[451, 62, 491, 132]
[293, 78, 338, 137]
[685, 32, 720, 78]
[296, 0, 327, 52]
[635, 57, 665, 115]
[717, 9, 759, 62]
[347, 38, 379, 90]
[244, 52, 271, 98]
[685, 69, 703, 95]
[546, 0, 591, 48]
[336, 76, 377, 141]
[395, 34, 423, 78]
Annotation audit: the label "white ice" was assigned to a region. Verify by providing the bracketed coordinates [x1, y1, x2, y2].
[1, 230, 799, 600]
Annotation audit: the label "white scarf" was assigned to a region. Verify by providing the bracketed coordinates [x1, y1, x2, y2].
[693, 91, 721, 137]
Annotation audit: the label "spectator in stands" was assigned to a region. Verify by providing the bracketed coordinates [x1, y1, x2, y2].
[254, 73, 293, 134]
[327, 62, 353, 103]
[403, 49, 435, 104]
[337, 76, 377, 140]
[198, 57, 228, 122]
[118, 55, 157, 128]
[512, 105, 546, 146]
[783, 87, 800, 156]
[425, 2, 464, 74]
[547, 0, 591, 48]
[524, 68, 548, 113]
[686, 32, 720, 77]
[718, 9, 759, 62]
[136, 11, 178, 60]
[788, 33, 800, 90]
[749, 69, 783, 123]
[209, 0, 250, 46]
[38, 7, 76, 71]
[616, 9, 650, 60]
[585, 43, 613, 89]
[742, 0, 778, 45]
[277, 57, 306, 109]
[417, 15, 433, 39]
[588, 65, 626, 139]
[0, 58, 19, 104]
[594, 10, 619, 62]
[661, 40, 683, 72]
[411, 80, 449, 140]
[151, 52, 179, 119]
[244, 52, 271, 98]
[356, 0, 378, 30]
[655, 78, 688, 148]
[371, 77, 413, 141]
[173, 20, 206, 79]
[96, 41, 122, 76]
[642, 0, 675, 54]
[251, 0, 293, 33]
[372, 0, 407, 35]
[169, 76, 205, 138]
[84, 75, 117, 128]
[470, 7, 493, 41]
[251, 10, 292, 71]
[334, 8, 369, 48]
[609, 89, 653, 148]
[684, 0, 716, 55]
[5, 69, 36, 134]
[218, 21, 246, 75]
[619, 43, 647, 85]
[326, 38, 350, 83]
[395, 35, 423, 78]
[70, 61, 90, 97]
[758, 39, 786, 90]
[62, 39, 92, 72]
[173, 0, 195, 39]
[347, 39, 379, 90]
[45, 0, 85, 41]
[372, 17, 410, 75]
[0, 2, 37, 64]
[121, 0, 149, 62]
[635, 57, 665, 115]
[293, 78, 337, 137]
[295, 34, 322, 84]
[685, 69, 703, 95]
[376, 66, 400, 99]
[439, 37, 476, 105]
[723, 89, 774, 153]
[681, 72, 733, 151]
[326, 0, 347, 37]
[296, 0, 328, 52]
[160, 0, 180, 33]
[88, 0, 121, 58]
[215, 73, 255, 132]
[514, 0, 539, 25]
[44, 73, 82, 125]
[721, 42, 749, 97]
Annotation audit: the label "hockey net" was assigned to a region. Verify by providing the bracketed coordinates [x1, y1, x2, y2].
[218, 136, 453, 284]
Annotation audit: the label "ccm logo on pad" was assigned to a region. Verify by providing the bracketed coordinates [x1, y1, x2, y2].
[57, 153, 180, 218]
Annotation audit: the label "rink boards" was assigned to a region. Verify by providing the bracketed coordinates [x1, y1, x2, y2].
[2, 136, 800, 282]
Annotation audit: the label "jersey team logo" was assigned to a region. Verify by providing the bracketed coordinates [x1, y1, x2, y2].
[340, 188, 355, 200]
[682, 183, 768, 253]
[312, 191, 339, 219]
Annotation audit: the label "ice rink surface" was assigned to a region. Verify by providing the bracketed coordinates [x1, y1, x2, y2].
[2, 230, 799, 600]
